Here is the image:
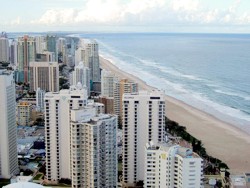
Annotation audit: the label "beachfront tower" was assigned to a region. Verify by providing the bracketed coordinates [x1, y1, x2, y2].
[0, 70, 19, 178]
[101, 69, 118, 98]
[122, 90, 165, 186]
[114, 79, 138, 118]
[144, 143, 204, 188]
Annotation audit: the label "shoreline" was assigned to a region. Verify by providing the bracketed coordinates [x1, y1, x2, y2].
[100, 55, 250, 174]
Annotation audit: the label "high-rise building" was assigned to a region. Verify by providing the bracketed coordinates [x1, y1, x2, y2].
[122, 90, 165, 186]
[35, 36, 46, 54]
[17, 35, 36, 83]
[0, 36, 9, 63]
[29, 61, 59, 92]
[144, 143, 204, 188]
[74, 47, 86, 67]
[46, 35, 57, 61]
[76, 39, 100, 83]
[10, 40, 18, 65]
[36, 88, 45, 112]
[36, 51, 56, 62]
[16, 102, 32, 126]
[0, 70, 19, 178]
[70, 108, 117, 188]
[98, 96, 114, 114]
[57, 38, 66, 54]
[114, 79, 138, 118]
[44, 85, 88, 181]
[57, 38, 67, 64]
[70, 62, 90, 96]
[101, 69, 118, 98]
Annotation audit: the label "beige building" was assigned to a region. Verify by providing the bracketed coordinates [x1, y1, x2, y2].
[29, 61, 59, 92]
[17, 102, 32, 126]
[114, 78, 138, 118]
[98, 96, 114, 114]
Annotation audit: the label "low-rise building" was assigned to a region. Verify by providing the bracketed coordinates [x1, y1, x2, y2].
[17, 102, 32, 126]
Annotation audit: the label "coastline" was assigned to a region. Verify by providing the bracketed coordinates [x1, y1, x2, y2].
[100, 55, 250, 174]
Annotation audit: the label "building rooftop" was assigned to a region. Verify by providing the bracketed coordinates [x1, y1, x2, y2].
[3, 182, 45, 188]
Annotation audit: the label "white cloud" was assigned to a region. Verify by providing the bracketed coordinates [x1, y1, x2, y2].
[11, 17, 21, 25]
[30, 0, 250, 28]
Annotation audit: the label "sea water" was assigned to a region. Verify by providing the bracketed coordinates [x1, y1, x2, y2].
[78, 33, 250, 134]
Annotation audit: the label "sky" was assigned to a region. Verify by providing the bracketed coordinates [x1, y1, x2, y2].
[1, 0, 250, 33]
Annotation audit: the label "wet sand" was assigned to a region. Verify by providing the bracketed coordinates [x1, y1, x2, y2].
[100, 56, 250, 174]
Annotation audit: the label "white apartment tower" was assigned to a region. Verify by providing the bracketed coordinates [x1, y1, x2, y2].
[71, 62, 90, 96]
[144, 143, 204, 188]
[36, 88, 46, 112]
[0, 70, 19, 178]
[70, 108, 117, 188]
[0, 36, 9, 62]
[29, 61, 59, 92]
[44, 85, 88, 181]
[122, 90, 165, 186]
[101, 69, 118, 98]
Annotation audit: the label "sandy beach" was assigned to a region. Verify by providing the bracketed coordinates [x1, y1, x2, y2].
[100, 56, 250, 174]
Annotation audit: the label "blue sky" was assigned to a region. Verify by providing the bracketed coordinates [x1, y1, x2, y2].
[1, 0, 250, 33]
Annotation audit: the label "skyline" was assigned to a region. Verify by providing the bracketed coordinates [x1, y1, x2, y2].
[1, 0, 250, 33]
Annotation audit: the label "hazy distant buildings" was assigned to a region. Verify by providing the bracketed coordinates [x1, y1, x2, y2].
[70, 62, 90, 96]
[57, 38, 67, 63]
[122, 90, 165, 186]
[16, 102, 32, 126]
[76, 39, 100, 84]
[17, 35, 36, 83]
[46, 35, 57, 60]
[144, 143, 204, 188]
[101, 69, 118, 98]
[36, 88, 45, 112]
[0, 36, 9, 62]
[0, 70, 19, 178]
[29, 61, 59, 92]
[10, 40, 18, 65]
[35, 36, 46, 54]
[70, 108, 117, 188]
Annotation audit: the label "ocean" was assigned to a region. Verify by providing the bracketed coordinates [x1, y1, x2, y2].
[79, 33, 250, 134]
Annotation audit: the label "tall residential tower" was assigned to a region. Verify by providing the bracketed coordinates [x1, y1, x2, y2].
[17, 35, 36, 83]
[0, 70, 19, 178]
[122, 90, 165, 186]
